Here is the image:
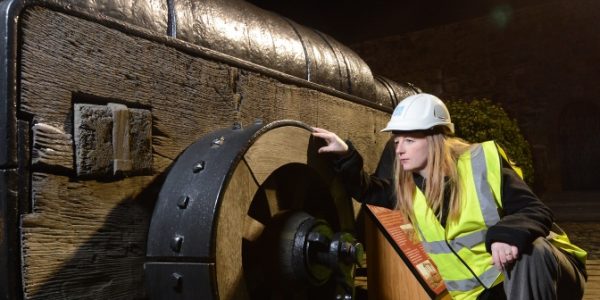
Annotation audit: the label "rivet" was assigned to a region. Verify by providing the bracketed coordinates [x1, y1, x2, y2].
[193, 161, 205, 173]
[171, 235, 183, 252]
[172, 272, 183, 291]
[177, 195, 189, 209]
[212, 136, 224, 146]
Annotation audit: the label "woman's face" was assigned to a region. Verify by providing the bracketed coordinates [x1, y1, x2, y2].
[393, 132, 429, 177]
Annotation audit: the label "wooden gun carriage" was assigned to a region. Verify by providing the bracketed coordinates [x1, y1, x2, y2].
[0, 0, 440, 299]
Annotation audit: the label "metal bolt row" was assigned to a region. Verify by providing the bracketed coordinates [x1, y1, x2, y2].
[169, 122, 245, 257]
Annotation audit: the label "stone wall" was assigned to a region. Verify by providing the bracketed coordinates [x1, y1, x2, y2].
[351, 0, 600, 198]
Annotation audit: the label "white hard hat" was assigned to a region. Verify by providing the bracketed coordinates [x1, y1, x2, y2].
[381, 93, 454, 133]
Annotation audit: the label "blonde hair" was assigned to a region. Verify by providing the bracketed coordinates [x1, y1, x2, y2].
[394, 133, 470, 228]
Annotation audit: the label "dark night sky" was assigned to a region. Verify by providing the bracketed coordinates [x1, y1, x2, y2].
[247, 0, 548, 44]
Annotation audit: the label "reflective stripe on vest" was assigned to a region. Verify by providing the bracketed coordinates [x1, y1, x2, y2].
[413, 141, 502, 299]
[421, 229, 487, 254]
[444, 267, 500, 292]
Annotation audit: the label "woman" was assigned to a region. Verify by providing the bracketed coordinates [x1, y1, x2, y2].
[312, 93, 586, 300]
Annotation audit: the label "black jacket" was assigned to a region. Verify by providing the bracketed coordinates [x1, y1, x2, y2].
[333, 140, 554, 255]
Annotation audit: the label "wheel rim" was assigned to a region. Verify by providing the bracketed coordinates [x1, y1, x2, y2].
[215, 124, 354, 299]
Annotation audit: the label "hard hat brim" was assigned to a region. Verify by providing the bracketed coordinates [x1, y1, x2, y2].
[381, 122, 455, 134]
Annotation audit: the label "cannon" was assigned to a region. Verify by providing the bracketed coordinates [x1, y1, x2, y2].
[0, 0, 425, 299]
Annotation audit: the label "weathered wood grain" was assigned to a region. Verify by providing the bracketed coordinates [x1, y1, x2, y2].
[31, 123, 73, 170]
[22, 173, 156, 299]
[584, 259, 600, 300]
[238, 72, 391, 172]
[18, 6, 390, 299]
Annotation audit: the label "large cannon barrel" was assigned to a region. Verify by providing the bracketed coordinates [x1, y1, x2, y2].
[0, 0, 418, 299]
[15, 0, 416, 106]
[176, 0, 377, 100]
[374, 75, 422, 108]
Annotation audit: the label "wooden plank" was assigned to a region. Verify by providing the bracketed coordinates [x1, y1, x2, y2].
[21, 173, 155, 299]
[584, 259, 600, 300]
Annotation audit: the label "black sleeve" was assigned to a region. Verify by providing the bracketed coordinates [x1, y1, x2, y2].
[333, 140, 396, 209]
[485, 167, 554, 254]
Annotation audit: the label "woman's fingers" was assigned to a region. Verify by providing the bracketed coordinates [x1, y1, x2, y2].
[510, 245, 519, 259]
[311, 127, 349, 155]
[503, 245, 519, 265]
[317, 144, 337, 154]
[311, 131, 332, 141]
[490, 241, 519, 271]
[491, 250, 503, 271]
[311, 128, 334, 143]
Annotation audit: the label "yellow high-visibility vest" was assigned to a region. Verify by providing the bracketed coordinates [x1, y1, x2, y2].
[412, 141, 587, 300]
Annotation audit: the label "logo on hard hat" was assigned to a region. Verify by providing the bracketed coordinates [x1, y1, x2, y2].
[393, 106, 405, 117]
[434, 105, 449, 120]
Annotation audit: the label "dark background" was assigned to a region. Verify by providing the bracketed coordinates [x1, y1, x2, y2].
[248, 0, 547, 44]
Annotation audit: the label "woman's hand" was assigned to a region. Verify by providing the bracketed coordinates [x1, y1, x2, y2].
[311, 127, 349, 156]
[490, 241, 519, 271]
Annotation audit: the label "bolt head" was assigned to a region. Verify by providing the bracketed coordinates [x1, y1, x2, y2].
[172, 272, 183, 291]
[177, 195, 190, 209]
[171, 235, 184, 252]
[193, 161, 205, 173]
[212, 136, 225, 146]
